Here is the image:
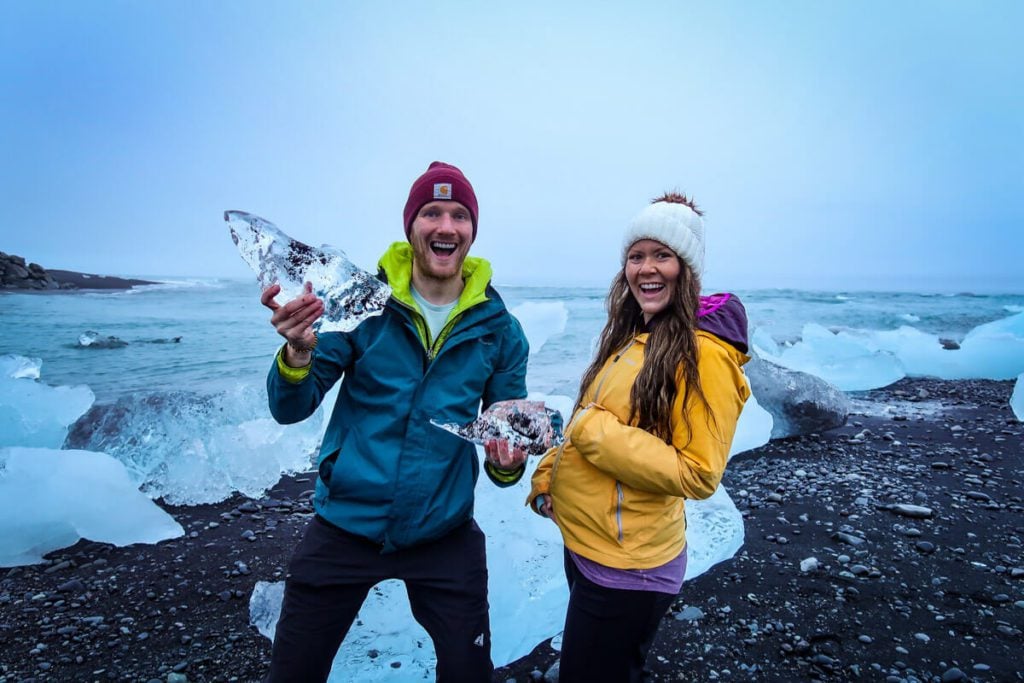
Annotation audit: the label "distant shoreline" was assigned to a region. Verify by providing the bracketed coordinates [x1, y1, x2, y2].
[1, 251, 158, 291]
[46, 269, 158, 290]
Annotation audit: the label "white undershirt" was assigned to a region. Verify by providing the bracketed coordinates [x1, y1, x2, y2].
[411, 286, 457, 345]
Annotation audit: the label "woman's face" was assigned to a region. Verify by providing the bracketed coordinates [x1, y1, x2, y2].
[625, 239, 680, 323]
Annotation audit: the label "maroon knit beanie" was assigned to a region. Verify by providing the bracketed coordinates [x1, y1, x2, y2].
[403, 161, 479, 240]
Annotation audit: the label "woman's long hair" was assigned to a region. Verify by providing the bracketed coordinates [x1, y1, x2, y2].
[575, 194, 712, 444]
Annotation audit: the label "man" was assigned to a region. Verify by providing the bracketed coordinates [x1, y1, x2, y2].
[259, 161, 529, 682]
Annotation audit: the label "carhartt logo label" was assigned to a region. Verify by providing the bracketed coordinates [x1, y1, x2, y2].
[433, 183, 452, 199]
[473, 633, 485, 647]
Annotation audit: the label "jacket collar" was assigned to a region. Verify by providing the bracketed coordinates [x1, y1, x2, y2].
[630, 329, 749, 366]
[377, 242, 492, 315]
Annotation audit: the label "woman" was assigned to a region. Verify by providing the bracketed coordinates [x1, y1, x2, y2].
[529, 192, 751, 682]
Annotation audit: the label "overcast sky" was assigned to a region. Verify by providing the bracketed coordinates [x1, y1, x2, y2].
[2, 1, 1022, 292]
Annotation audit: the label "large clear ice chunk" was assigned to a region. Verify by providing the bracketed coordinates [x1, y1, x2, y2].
[0, 447, 183, 567]
[510, 301, 569, 356]
[683, 485, 745, 581]
[752, 311, 1024, 389]
[730, 391, 774, 453]
[744, 354, 850, 439]
[764, 323, 905, 391]
[0, 355, 95, 449]
[63, 386, 327, 505]
[225, 210, 391, 333]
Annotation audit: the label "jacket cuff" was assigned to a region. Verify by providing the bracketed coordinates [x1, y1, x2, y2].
[275, 345, 312, 384]
[484, 460, 525, 488]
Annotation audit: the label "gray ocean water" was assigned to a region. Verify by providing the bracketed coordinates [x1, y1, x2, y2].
[2, 279, 1022, 403]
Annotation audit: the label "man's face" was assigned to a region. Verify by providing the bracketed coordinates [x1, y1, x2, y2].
[408, 200, 474, 283]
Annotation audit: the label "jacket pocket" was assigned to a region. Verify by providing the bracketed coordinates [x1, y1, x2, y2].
[318, 449, 340, 485]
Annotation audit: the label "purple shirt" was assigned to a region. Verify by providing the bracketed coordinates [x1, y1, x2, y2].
[569, 547, 687, 594]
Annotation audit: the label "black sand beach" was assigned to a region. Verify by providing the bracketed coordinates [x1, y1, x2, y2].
[1, 378, 1021, 682]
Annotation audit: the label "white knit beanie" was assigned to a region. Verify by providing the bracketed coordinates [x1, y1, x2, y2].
[621, 200, 705, 276]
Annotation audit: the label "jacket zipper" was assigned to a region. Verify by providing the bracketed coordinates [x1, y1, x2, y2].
[426, 315, 461, 362]
[615, 482, 624, 542]
[395, 299, 465, 364]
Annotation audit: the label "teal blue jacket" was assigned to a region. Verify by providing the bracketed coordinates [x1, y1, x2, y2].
[267, 243, 529, 551]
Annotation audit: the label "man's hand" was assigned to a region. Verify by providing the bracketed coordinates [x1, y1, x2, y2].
[483, 438, 527, 471]
[261, 281, 324, 366]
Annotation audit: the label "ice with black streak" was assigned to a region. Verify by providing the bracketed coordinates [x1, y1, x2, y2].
[431, 399, 563, 455]
[225, 210, 391, 333]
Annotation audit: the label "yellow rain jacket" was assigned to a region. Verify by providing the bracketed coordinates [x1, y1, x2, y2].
[528, 330, 750, 569]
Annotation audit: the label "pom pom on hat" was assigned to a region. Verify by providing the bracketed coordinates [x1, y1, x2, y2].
[621, 196, 705, 276]
[403, 161, 479, 240]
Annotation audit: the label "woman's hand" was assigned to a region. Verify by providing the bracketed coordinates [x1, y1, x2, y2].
[534, 494, 555, 521]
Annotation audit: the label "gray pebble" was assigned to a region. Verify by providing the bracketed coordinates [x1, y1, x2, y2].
[941, 667, 966, 682]
[891, 504, 933, 519]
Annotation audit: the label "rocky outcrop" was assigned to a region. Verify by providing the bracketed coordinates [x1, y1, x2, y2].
[0, 251, 61, 290]
[0, 251, 155, 290]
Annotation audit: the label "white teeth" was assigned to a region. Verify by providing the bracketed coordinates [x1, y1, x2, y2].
[639, 283, 664, 291]
[432, 241, 456, 249]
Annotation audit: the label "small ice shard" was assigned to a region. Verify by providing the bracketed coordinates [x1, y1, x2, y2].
[249, 580, 285, 640]
[431, 399, 563, 455]
[77, 331, 128, 349]
[1012, 372, 1023, 421]
[225, 210, 391, 333]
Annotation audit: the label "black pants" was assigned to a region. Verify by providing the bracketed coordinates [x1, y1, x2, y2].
[558, 550, 675, 683]
[265, 516, 492, 683]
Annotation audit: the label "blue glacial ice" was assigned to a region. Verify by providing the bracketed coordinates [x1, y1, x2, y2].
[0, 447, 183, 567]
[0, 355, 94, 449]
[0, 357, 185, 566]
[744, 355, 850, 438]
[753, 311, 1024, 391]
[1012, 373, 1024, 421]
[510, 301, 568, 355]
[226, 210, 391, 333]
[64, 384, 333, 505]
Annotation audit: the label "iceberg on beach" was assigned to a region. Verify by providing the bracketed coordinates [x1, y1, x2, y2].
[0, 356, 184, 566]
[730, 391, 774, 452]
[755, 323, 904, 391]
[64, 385, 332, 505]
[754, 311, 1024, 391]
[511, 301, 568, 355]
[225, 210, 391, 333]
[744, 354, 850, 438]
[683, 485, 745, 581]
[0, 447, 183, 567]
[0, 355, 94, 449]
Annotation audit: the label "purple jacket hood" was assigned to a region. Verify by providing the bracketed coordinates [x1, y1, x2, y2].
[697, 292, 749, 353]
